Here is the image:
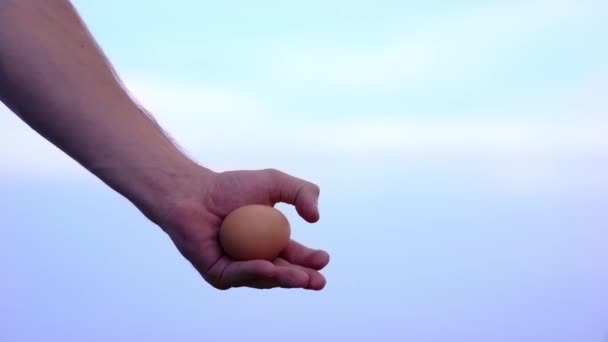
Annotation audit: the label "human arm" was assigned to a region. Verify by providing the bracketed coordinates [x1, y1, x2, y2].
[0, 0, 329, 290]
[0, 0, 192, 217]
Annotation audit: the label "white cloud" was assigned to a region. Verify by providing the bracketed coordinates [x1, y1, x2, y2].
[120, 76, 271, 131]
[2, 77, 607, 196]
[305, 117, 608, 157]
[117, 77, 606, 162]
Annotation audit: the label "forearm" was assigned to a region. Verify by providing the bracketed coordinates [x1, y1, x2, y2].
[0, 0, 203, 219]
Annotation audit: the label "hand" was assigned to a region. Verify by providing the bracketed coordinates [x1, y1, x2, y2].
[155, 167, 330, 290]
[0, 0, 330, 291]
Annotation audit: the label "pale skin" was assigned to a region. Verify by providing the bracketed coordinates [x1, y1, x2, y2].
[0, 0, 329, 290]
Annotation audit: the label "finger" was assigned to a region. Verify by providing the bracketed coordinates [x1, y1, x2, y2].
[266, 169, 320, 223]
[280, 240, 330, 271]
[274, 258, 327, 291]
[217, 259, 310, 290]
[272, 265, 311, 289]
[219, 259, 274, 288]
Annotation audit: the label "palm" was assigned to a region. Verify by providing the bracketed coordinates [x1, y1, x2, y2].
[162, 169, 329, 290]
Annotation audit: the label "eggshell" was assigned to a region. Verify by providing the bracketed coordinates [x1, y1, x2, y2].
[219, 204, 291, 261]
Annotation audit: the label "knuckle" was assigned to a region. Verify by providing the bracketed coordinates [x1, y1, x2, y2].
[310, 183, 320, 195]
[264, 168, 282, 179]
[206, 276, 230, 291]
[211, 282, 230, 291]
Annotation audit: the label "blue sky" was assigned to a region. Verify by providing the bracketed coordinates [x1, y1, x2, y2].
[74, 0, 607, 118]
[1, 1, 608, 341]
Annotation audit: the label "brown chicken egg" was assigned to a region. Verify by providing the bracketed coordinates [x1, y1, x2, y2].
[219, 204, 291, 261]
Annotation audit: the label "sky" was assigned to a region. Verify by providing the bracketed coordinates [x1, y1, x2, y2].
[1, 0, 607, 341]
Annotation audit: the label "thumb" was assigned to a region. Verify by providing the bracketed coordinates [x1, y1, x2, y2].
[265, 169, 320, 223]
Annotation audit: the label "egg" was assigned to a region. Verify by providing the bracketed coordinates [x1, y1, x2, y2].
[219, 204, 291, 261]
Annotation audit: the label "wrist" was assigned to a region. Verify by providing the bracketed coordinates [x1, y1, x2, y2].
[91, 145, 213, 224]
[131, 155, 209, 222]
